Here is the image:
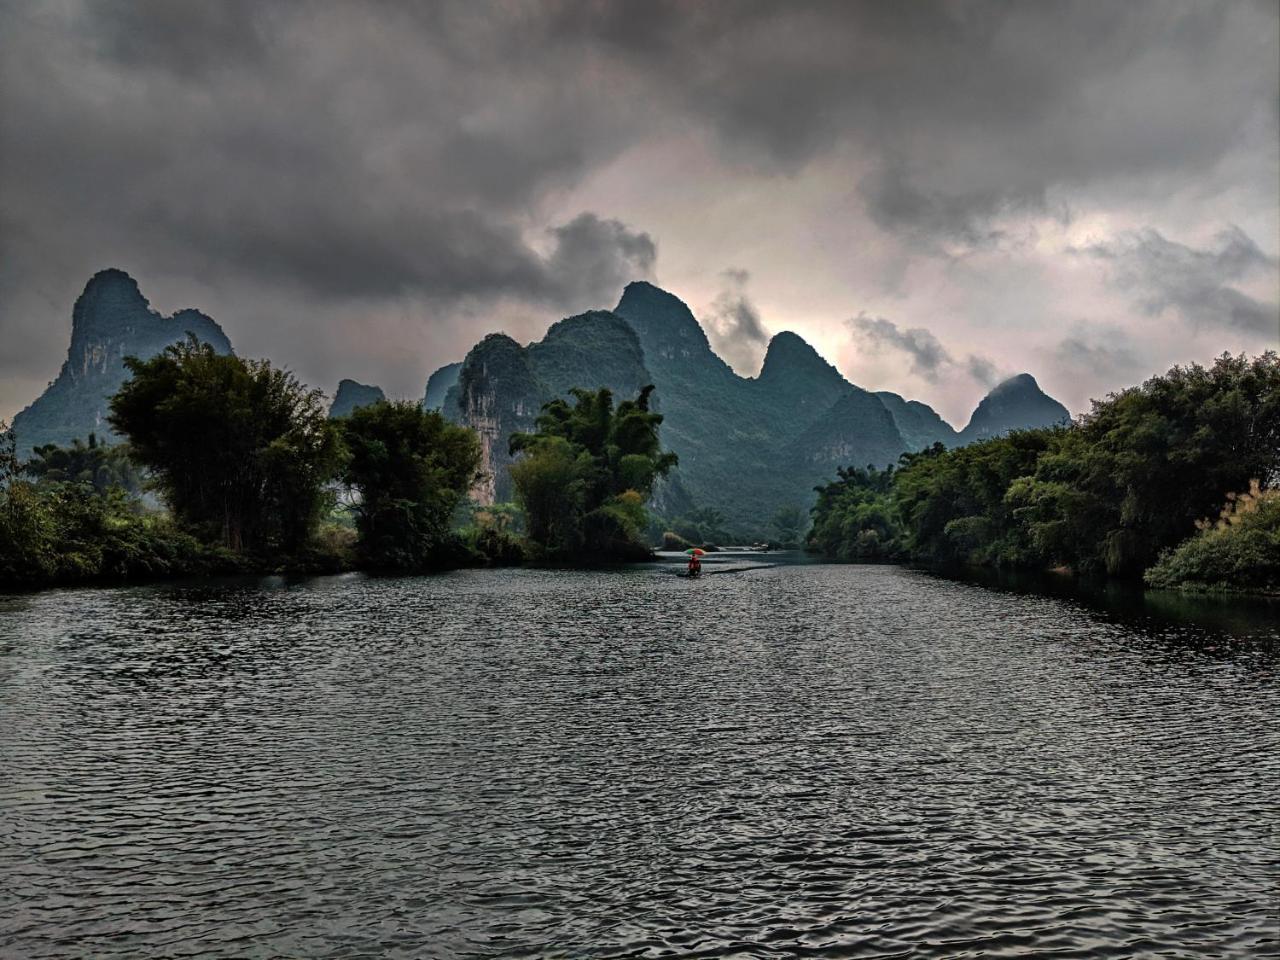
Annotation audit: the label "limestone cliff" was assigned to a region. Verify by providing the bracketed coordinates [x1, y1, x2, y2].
[421, 361, 462, 412]
[10, 269, 232, 458]
[328, 379, 386, 418]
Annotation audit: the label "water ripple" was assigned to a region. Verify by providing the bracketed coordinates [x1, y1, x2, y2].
[1, 564, 1277, 958]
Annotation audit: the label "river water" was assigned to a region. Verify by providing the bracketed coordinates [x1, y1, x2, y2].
[1, 558, 1276, 958]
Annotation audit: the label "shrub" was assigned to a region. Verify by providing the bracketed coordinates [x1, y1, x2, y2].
[1145, 483, 1280, 592]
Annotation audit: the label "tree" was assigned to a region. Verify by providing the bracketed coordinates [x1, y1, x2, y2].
[509, 386, 677, 559]
[26, 434, 144, 497]
[674, 505, 729, 545]
[808, 464, 904, 562]
[109, 337, 340, 553]
[338, 400, 481, 568]
[1019, 352, 1280, 575]
[770, 505, 808, 546]
[807, 352, 1280, 581]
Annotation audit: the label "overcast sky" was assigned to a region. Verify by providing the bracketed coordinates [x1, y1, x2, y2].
[2, 0, 1277, 426]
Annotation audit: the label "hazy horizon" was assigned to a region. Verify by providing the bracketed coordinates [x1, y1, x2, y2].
[2, 0, 1277, 426]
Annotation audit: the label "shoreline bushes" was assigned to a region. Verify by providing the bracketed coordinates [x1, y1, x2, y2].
[1145, 483, 1280, 593]
[809, 353, 1280, 590]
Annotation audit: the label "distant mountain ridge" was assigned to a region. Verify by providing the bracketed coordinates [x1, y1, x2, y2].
[439, 280, 1070, 532]
[10, 269, 232, 458]
[10, 270, 1071, 537]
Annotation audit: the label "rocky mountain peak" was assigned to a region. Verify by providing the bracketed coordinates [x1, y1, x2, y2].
[960, 372, 1070, 444]
[614, 282, 713, 356]
[10, 269, 233, 457]
[328, 379, 386, 418]
[758, 332, 841, 385]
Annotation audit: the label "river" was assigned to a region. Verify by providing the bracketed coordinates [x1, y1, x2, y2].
[1, 558, 1276, 958]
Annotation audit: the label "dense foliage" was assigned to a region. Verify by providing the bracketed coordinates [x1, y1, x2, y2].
[0, 423, 234, 586]
[110, 337, 341, 554]
[653, 505, 730, 547]
[509, 386, 677, 559]
[808, 464, 904, 562]
[809, 354, 1280, 587]
[26, 434, 145, 497]
[338, 401, 481, 569]
[4, 342, 492, 588]
[1145, 482, 1280, 593]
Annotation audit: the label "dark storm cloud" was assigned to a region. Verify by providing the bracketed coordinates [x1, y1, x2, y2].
[556, 0, 1276, 247]
[85, 0, 271, 77]
[850, 314, 1001, 386]
[705, 269, 770, 375]
[1078, 226, 1279, 334]
[543, 214, 656, 310]
[0, 0, 1275, 412]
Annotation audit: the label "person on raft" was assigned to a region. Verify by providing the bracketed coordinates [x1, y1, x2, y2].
[687, 554, 702, 577]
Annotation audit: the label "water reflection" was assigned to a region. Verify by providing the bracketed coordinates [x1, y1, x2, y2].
[0, 564, 1276, 958]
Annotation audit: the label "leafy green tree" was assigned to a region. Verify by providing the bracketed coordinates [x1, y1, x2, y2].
[674, 505, 730, 545]
[339, 400, 481, 569]
[894, 432, 1055, 567]
[509, 386, 677, 559]
[808, 353, 1280, 582]
[1, 419, 229, 587]
[109, 337, 340, 553]
[26, 434, 144, 496]
[770, 505, 808, 546]
[808, 464, 904, 561]
[1016, 352, 1279, 575]
[0, 420, 58, 580]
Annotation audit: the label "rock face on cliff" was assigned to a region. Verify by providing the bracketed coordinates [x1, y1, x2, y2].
[421, 361, 462, 411]
[446, 312, 651, 502]
[958, 373, 1070, 444]
[10, 269, 232, 458]
[449, 281, 1072, 533]
[328, 379, 386, 418]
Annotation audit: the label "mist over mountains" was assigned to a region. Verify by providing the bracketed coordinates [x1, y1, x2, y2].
[10, 270, 1069, 531]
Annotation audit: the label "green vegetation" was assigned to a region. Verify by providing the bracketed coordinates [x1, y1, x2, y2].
[0, 423, 235, 587]
[26, 434, 145, 497]
[3, 341, 492, 588]
[509, 385, 677, 560]
[808, 464, 905, 562]
[809, 354, 1280, 589]
[338, 400, 481, 569]
[769, 506, 809, 547]
[110, 337, 341, 554]
[656, 505, 729, 547]
[1145, 482, 1280, 593]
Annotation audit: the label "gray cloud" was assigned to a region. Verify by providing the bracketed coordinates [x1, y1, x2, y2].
[1053, 331, 1143, 382]
[965, 355, 1001, 388]
[849, 315, 950, 381]
[849, 314, 1003, 386]
[0, 0, 1275, 417]
[1079, 226, 1279, 334]
[543, 214, 656, 312]
[705, 269, 770, 374]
